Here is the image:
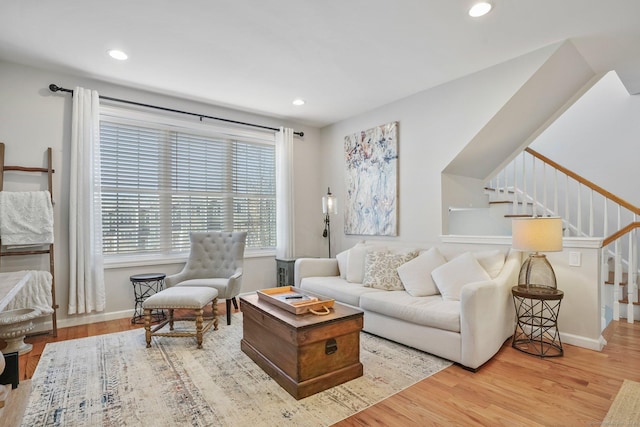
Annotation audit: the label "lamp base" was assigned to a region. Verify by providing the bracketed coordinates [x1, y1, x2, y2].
[518, 253, 557, 291]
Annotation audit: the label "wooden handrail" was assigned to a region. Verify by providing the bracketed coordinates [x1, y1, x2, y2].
[525, 148, 640, 215]
[602, 222, 640, 247]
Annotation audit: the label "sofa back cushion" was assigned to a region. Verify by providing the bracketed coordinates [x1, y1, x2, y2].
[336, 249, 349, 279]
[346, 242, 387, 283]
[363, 250, 418, 290]
[396, 247, 447, 297]
[431, 252, 491, 301]
[472, 249, 505, 279]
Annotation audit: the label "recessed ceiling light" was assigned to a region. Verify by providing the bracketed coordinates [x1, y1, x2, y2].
[292, 98, 305, 106]
[107, 49, 128, 60]
[469, 2, 492, 17]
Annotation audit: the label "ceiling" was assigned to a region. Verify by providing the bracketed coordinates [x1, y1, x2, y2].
[1, 1, 639, 128]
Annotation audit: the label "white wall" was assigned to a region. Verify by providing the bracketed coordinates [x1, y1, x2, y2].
[319, 45, 561, 253]
[0, 59, 324, 329]
[547, 243, 604, 349]
[531, 71, 640, 206]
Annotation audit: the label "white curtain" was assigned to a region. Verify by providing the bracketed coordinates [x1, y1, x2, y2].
[275, 127, 295, 259]
[68, 87, 105, 314]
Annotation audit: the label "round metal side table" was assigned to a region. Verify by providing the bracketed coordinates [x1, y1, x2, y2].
[130, 273, 167, 324]
[511, 286, 564, 357]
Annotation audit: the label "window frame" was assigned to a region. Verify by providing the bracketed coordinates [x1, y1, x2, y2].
[99, 105, 277, 268]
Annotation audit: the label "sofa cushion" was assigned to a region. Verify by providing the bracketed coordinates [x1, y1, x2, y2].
[299, 276, 383, 307]
[397, 247, 447, 297]
[431, 252, 491, 301]
[360, 291, 461, 332]
[363, 250, 418, 290]
[336, 249, 349, 279]
[472, 249, 505, 278]
[346, 242, 387, 283]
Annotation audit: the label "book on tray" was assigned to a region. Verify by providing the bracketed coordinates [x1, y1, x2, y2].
[273, 292, 319, 305]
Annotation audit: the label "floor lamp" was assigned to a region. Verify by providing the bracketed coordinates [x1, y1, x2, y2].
[322, 187, 337, 258]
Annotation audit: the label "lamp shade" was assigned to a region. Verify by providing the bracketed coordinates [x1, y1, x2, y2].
[322, 187, 337, 215]
[512, 217, 563, 252]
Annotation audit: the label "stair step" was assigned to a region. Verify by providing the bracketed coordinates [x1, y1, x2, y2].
[484, 186, 515, 195]
[605, 271, 629, 286]
[618, 298, 640, 306]
[504, 214, 533, 218]
[489, 200, 533, 206]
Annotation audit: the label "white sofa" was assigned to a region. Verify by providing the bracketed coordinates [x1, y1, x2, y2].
[295, 242, 522, 370]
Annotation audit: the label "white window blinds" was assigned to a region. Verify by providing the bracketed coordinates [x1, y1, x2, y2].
[99, 111, 276, 256]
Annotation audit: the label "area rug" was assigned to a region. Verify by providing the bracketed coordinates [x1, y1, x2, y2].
[602, 379, 640, 424]
[0, 379, 31, 426]
[20, 313, 451, 426]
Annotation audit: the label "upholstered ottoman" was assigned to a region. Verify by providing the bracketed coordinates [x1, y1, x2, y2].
[142, 287, 218, 349]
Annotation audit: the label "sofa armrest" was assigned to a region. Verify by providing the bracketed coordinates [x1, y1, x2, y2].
[294, 258, 339, 287]
[459, 249, 521, 369]
[459, 280, 509, 369]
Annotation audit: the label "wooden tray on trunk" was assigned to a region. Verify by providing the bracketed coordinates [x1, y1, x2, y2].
[257, 286, 335, 315]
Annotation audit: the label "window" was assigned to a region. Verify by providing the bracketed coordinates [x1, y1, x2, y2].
[99, 107, 276, 258]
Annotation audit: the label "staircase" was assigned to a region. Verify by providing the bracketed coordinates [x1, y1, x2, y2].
[449, 147, 639, 325]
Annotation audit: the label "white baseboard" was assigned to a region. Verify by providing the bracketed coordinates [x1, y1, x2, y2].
[561, 331, 606, 351]
[30, 309, 135, 334]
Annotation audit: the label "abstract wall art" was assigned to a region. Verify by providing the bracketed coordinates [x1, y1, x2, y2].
[344, 121, 398, 236]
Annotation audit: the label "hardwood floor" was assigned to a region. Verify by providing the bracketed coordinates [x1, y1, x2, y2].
[336, 320, 640, 426]
[12, 308, 640, 426]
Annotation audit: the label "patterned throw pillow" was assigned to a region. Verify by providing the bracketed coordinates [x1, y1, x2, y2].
[363, 250, 419, 290]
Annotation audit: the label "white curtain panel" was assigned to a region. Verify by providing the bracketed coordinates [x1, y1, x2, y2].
[68, 87, 105, 314]
[275, 127, 295, 259]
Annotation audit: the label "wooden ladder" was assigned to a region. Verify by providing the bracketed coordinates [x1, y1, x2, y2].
[0, 142, 58, 337]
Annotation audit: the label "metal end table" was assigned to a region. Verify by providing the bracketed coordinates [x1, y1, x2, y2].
[511, 285, 564, 357]
[130, 273, 167, 324]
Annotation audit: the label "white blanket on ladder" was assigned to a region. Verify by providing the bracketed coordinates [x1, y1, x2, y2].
[0, 191, 54, 246]
[4, 270, 54, 317]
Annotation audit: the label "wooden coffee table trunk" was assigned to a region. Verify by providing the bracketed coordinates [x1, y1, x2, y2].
[240, 294, 363, 400]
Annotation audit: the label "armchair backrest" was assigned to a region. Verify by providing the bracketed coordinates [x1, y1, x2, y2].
[182, 231, 247, 279]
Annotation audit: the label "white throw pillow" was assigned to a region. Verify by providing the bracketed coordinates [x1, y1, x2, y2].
[473, 250, 505, 278]
[363, 250, 418, 290]
[431, 252, 491, 301]
[346, 242, 387, 283]
[336, 249, 349, 279]
[397, 247, 447, 297]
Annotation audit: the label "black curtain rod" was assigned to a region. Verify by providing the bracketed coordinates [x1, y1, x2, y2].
[48, 84, 304, 137]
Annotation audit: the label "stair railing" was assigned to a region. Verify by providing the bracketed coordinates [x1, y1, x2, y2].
[488, 148, 639, 323]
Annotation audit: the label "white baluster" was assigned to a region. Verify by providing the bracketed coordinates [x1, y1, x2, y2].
[553, 169, 558, 215]
[589, 190, 594, 236]
[614, 237, 621, 321]
[627, 229, 635, 323]
[513, 157, 518, 214]
[543, 162, 548, 215]
[601, 246, 610, 326]
[522, 153, 527, 213]
[603, 198, 608, 238]
[503, 166, 508, 199]
[565, 175, 570, 236]
[532, 156, 537, 216]
[577, 184, 582, 236]
[613, 206, 622, 321]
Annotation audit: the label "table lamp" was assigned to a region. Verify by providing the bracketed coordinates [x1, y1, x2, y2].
[512, 217, 563, 291]
[322, 187, 337, 258]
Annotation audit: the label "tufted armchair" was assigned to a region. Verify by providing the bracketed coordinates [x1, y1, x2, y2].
[165, 231, 247, 325]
